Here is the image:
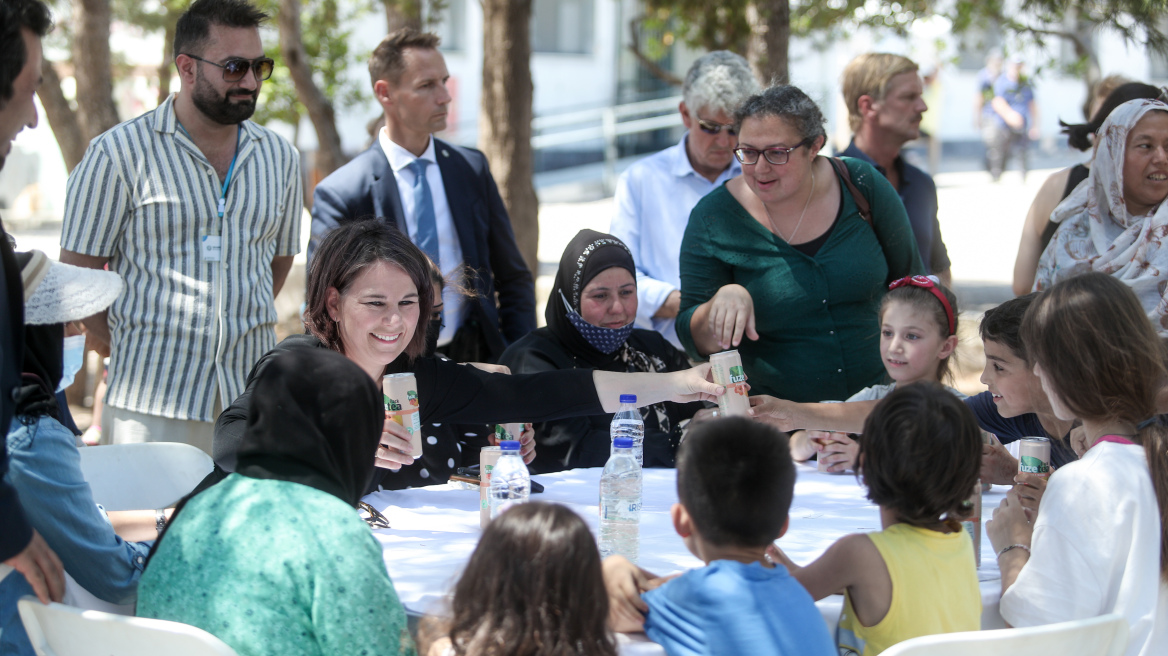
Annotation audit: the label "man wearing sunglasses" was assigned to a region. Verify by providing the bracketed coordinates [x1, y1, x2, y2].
[57, 0, 302, 455]
[840, 53, 952, 286]
[609, 51, 758, 349]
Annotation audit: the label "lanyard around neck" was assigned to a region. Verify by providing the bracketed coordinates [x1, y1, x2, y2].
[177, 123, 242, 219]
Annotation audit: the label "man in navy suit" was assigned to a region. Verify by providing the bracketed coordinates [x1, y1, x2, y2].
[310, 29, 536, 361]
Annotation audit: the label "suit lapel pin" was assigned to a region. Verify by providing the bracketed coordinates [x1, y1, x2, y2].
[442, 149, 449, 158]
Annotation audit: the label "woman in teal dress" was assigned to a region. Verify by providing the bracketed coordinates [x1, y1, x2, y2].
[137, 347, 415, 656]
[677, 85, 924, 403]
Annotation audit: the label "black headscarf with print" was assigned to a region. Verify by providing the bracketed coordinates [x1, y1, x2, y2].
[545, 229, 638, 369]
[235, 348, 383, 507]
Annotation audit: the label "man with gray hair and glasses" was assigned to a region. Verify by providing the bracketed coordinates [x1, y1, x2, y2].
[610, 51, 758, 348]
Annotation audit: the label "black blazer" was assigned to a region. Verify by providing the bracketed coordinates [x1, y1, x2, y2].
[309, 138, 536, 357]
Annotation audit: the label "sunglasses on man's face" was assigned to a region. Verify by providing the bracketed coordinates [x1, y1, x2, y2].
[184, 54, 275, 83]
[695, 117, 737, 136]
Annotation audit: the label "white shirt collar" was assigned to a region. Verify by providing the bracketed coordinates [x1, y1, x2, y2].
[380, 127, 437, 173]
[671, 132, 739, 180]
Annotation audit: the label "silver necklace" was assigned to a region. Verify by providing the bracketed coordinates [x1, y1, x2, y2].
[766, 168, 816, 243]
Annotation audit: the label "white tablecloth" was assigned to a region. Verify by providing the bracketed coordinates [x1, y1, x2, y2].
[364, 463, 1007, 653]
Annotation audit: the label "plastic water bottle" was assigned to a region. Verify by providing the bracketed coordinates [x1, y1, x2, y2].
[599, 436, 642, 561]
[610, 394, 645, 466]
[488, 440, 530, 520]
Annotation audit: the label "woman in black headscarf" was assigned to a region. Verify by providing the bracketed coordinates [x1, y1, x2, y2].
[137, 348, 415, 656]
[500, 230, 705, 471]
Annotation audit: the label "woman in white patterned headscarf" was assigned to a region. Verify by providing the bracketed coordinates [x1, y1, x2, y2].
[1035, 98, 1168, 333]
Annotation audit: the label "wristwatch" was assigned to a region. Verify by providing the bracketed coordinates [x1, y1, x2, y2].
[155, 508, 167, 534]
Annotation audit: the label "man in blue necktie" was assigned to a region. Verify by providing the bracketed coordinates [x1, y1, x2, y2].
[310, 29, 536, 362]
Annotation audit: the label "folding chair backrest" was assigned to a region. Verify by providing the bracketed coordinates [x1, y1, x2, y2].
[79, 443, 213, 511]
[880, 613, 1129, 656]
[18, 598, 239, 656]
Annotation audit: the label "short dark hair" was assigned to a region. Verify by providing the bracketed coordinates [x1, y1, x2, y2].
[676, 417, 795, 548]
[978, 292, 1040, 361]
[857, 383, 981, 528]
[733, 85, 828, 150]
[0, 0, 52, 106]
[305, 220, 434, 361]
[368, 28, 441, 87]
[173, 0, 268, 60]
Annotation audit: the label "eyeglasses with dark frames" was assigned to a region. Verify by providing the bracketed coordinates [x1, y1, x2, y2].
[733, 138, 814, 166]
[183, 54, 274, 83]
[358, 501, 391, 529]
[695, 116, 737, 136]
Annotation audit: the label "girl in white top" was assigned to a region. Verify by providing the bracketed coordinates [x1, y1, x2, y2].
[790, 275, 963, 470]
[987, 272, 1168, 656]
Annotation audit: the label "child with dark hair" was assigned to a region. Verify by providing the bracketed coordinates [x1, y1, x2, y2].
[604, 417, 834, 656]
[967, 292, 1078, 485]
[419, 502, 616, 656]
[772, 383, 981, 655]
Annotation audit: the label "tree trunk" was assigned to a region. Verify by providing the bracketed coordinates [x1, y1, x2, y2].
[73, 0, 120, 141]
[479, 0, 539, 273]
[158, 24, 175, 106]
[384, 0, 423, 34]
[746, 0, 790, 86]
[36, 61, 86, 172]
[277, 0, 349, 177]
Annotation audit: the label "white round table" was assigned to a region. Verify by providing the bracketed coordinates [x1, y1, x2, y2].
[364, 462, 1007, 654]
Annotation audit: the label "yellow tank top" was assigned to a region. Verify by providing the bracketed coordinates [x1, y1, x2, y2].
[836, 523, 981, 655]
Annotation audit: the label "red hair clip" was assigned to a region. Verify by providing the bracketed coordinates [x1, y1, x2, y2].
[888, 275, 955, 336]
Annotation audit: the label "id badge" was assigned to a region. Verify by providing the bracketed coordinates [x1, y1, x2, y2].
[201, 234, 222, 262]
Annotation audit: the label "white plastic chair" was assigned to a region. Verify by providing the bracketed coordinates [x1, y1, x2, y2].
[17, 597, 239, 656]
[880, 613, 1129, 656]
[79, 443, 213, 511]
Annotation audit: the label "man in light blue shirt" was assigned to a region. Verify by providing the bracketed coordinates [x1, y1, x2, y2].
[609, 52, 758, 348]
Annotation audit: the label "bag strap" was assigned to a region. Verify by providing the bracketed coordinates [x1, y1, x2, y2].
[829, 156, 872, 225]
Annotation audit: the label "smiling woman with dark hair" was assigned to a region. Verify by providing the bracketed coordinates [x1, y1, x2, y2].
[211, 220, 723, 479]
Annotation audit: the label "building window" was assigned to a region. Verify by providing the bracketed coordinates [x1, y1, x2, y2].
[433, 0, 465, 51]
[1151, 18, 1168, 80]
[532, 0, 594, 54]
[955, 24, 1002, 72]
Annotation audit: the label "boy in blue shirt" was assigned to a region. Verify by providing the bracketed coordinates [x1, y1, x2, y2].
[603, 417, 835, 656]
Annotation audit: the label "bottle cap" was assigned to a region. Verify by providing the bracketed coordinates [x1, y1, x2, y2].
[613, 437, 633, 449]
[619, 394, 637, 404]
[500, 440, 521, 451]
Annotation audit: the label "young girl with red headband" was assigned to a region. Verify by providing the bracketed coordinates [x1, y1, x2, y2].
[791, 275, 963, 471]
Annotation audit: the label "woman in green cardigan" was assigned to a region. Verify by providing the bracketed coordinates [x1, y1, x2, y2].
[677, 85, 924, 403]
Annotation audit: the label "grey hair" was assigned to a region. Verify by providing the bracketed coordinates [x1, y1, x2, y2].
[734, 85, 827, 146]
[683, 51, 759, 117]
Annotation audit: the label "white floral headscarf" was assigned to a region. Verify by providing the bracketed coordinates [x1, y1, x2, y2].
[1035, 98, 1168, 334]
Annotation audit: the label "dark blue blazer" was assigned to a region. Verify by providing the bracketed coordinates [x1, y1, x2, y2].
[309, 138, 536, 358]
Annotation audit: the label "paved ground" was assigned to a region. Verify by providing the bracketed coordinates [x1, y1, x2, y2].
[9, 153, 1076, 409]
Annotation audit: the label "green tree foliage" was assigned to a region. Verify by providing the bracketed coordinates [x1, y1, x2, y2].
[635, 0, 1168, 88]
[252, 0, 370, 132]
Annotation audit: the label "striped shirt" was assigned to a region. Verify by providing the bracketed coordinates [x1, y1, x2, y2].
[61, 94, 302, 422]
